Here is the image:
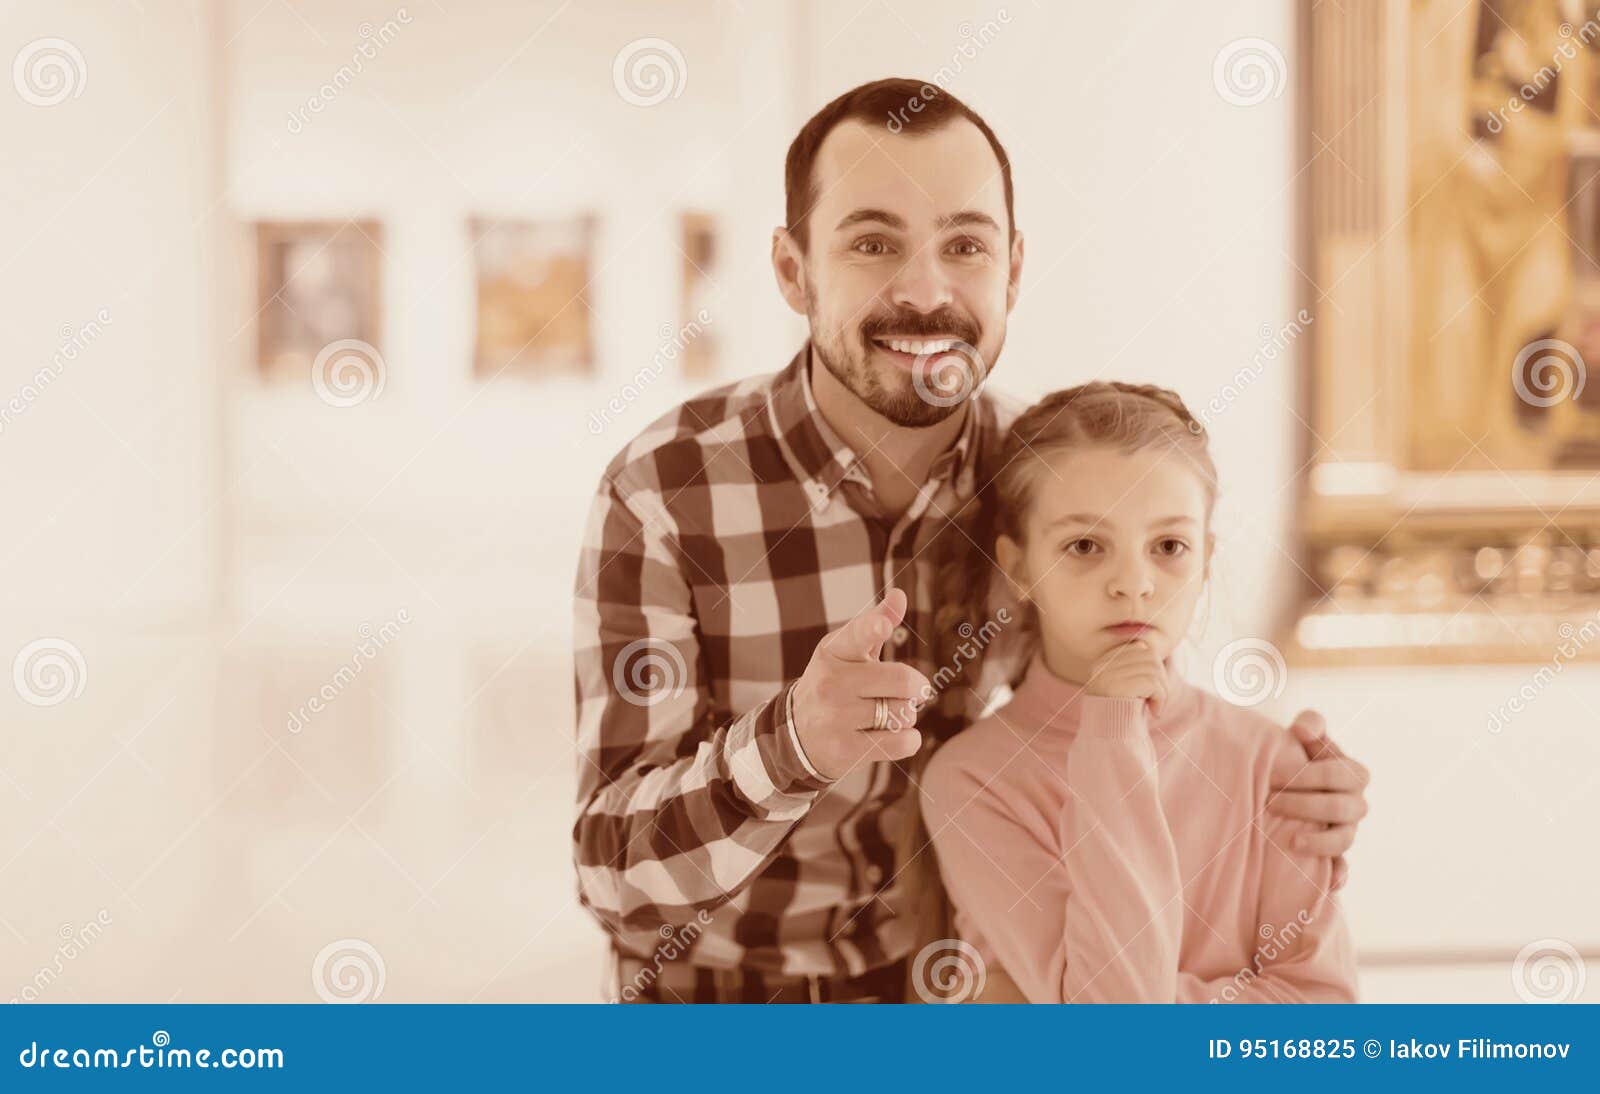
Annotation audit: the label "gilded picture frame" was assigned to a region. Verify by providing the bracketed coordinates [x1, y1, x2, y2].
[1291, 0, 1600, 664]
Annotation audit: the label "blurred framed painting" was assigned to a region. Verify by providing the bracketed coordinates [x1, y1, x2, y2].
[679, 211, 720, 380]
[255, 220, 383, 385]
[470, 216, 595, 379]
[1293, 0, 1600, 664]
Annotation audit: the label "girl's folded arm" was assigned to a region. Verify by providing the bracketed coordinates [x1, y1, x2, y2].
[920, 698, 1186, 1004]
[1175, 809, 1359, 1003]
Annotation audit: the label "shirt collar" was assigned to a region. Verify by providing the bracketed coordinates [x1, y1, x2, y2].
[767, 342, 986, 509]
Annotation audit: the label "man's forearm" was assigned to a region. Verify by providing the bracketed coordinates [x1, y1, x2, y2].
[573, 680, 829, 939]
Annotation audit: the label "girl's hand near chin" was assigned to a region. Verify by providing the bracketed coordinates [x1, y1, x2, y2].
[1084, 638, 1169, 716]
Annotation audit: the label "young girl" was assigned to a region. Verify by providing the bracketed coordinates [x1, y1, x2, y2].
[918, 382, 1358, 1004]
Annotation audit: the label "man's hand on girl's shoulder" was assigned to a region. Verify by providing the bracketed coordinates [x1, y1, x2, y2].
[1266, 710, 1371, 891]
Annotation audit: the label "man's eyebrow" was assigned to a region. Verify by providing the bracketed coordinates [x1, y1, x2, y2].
[831, 209, 1002, 233]
[938, 210, 1002, 233]
[834, 208, 906, 231]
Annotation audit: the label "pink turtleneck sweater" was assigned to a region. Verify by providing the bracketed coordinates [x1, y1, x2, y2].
[919, 654, 1358, 1004]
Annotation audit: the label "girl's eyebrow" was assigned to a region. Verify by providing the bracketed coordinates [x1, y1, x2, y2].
[1045, 513, 1199, 530]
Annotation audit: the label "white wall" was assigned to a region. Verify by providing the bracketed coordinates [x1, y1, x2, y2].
[0, 0, 230, 999]
[1, 0, 223, 633]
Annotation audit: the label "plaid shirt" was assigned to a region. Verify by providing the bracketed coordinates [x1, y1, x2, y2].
[572, 344, 1026, 983]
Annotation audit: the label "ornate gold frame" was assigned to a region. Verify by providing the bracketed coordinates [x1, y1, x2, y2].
[1290, 0, 1600, 665]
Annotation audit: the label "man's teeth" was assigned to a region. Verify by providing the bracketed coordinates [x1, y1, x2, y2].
[878, 338, 960, 355]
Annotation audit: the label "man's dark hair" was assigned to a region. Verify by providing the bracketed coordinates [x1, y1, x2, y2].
[783, 77, 1015, 253]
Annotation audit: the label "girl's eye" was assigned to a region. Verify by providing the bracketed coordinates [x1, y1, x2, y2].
[1063, 538, 1100, 557]
[1154, 538, 1190, 558]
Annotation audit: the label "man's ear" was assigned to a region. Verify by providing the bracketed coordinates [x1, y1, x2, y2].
[1005, 229, 1024, 313]
[771, 227, 809, 316]
[996, 532, 1029, 602]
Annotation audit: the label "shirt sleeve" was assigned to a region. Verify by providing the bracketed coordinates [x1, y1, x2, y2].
[1174, 810, 1359, 1003]
[920, 697, 1187, 1003]
[572, 473, 834, 949]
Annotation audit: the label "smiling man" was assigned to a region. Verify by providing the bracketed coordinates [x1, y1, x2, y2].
[571, 77, 1369, 1004]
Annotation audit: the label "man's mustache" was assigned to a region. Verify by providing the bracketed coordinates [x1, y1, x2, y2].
[859, 310, 980, 347]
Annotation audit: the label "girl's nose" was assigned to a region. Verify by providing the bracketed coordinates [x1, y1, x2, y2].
[1108, 561, 1155, 601]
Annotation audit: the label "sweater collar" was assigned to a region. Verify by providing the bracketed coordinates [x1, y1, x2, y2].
[1004, 649, 1203, 734]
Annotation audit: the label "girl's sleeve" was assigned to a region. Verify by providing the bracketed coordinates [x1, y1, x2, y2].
[1175, 807, 1359, 1003]
[920, 697, 1186, 1003]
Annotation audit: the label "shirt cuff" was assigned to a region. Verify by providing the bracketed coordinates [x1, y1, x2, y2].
[723, 681, 835, 819]
[1078, 695, 1150, 741]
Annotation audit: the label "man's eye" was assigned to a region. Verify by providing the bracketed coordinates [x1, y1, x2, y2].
[854, 237, 893, 256]
[948, 237, 985, 256]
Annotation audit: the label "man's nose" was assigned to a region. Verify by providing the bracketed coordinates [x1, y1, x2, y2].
[888, 246, 954, 314]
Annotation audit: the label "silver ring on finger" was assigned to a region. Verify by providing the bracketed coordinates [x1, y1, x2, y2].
[872, 696, 890, 732]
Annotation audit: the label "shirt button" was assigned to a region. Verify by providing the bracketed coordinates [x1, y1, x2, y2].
[891, 625, 910, 647]
[865, 864, 885, 887]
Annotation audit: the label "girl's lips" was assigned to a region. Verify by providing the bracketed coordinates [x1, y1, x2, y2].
[1105, 623, 1152, 637]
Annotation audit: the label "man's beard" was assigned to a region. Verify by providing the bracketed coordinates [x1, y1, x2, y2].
[809, 303, 992, 429]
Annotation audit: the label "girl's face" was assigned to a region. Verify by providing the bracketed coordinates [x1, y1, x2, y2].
[997, 445, 1212, 684]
